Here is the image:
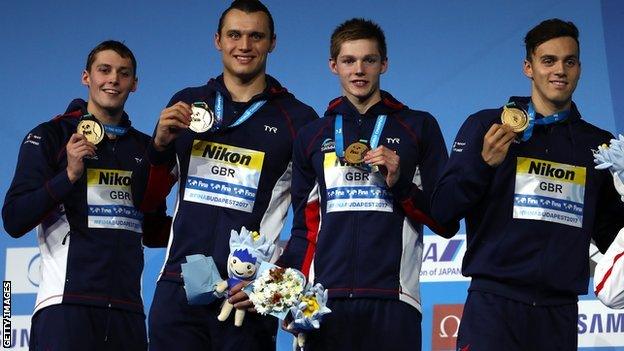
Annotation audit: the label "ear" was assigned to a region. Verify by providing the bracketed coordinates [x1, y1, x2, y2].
[130, 77, 138, 93]
[523, 59, 533, 80]
[329, 58, 338, 75]
[81, 69, 90, 87]
[380, 58, 388, 75]
[268, 35, 276, 53]
[214, 32, 222, 51]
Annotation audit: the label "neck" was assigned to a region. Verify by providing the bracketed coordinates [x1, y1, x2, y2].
[223, 72, 267, 102]
[530, 94, 571, 116]
[86, 101, 123, 125]
[346, 91, 382, 115]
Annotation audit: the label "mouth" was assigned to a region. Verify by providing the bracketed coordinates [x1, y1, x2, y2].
[351, 79, 369, 88]
[234, 269, 246, 275]
[102, 88, 121, 96]
[550, 80, 568, 89]
[234, 55, 255, 64]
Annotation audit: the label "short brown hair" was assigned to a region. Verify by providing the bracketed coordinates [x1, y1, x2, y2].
[217, 0, 275, 38]
[85, 40, 137, 77]
[525, 19, 579, 61]
[330, 18, 387, 60]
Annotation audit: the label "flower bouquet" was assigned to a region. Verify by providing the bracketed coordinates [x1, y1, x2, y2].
[594, 134, 624, 200]
[247, 262, 331, 350]
[248, 262, 306, 319]
[287, 282, 331, 350]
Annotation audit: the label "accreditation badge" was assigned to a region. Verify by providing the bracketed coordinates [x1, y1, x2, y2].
[324, 152, 392, 213]
[190, 102, 215, 133]
[513, 157, 586, 227]
[87, 168, 143, 233]
[77, 114, 104, 144]
[501, 105, 529, 132]
[184, 140, 265, 212]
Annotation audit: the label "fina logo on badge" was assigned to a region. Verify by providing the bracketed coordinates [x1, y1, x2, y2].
[4, 247, 40, 294]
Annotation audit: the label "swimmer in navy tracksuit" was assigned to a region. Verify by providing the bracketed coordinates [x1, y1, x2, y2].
[3, 41, 167, 351]
[431, 19, 624, 351]
[130, 2, 318, 350]
[278, 19, 457, 351]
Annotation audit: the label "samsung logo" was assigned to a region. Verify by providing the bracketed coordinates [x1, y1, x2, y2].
[578, 312, 624, 334]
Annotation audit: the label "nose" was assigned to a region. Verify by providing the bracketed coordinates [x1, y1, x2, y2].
[109, 71, 120, 85]
[240, 35, 251, 51]
[355, 60, 365, 75]
[553, 60, 566, 76]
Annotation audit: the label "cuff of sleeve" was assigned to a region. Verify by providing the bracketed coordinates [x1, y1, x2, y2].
[45, 171, 74, 202]
[474, 153, 497, 179]
[147, 141, 175, 166]
[390, 173, 415, 201]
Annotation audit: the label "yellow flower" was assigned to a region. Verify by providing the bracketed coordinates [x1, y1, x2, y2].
[301, 296, 320, 317]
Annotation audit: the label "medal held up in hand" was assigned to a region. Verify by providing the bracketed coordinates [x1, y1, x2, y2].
[189, 102, 215, 133]
[501, 105, 529, 132]
[77, 114, 104, 145]
[344, 141, 369, 164]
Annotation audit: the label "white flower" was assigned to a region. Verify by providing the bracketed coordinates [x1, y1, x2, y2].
[249, 267, 305, 316]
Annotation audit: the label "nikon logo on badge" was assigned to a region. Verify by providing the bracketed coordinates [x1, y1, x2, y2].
[528, 161, 575, 180]
[202, 144, 252, 166]
[3, 281, 11, 348]
[98, 171, 131, 186]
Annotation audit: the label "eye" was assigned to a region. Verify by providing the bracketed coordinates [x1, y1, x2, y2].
[251, 32, 264, 40]
[364, 57, 377, 64]
[232, 258, 237, 264]
[247, 264, 252, 270]
[565, 58, 578, 67]
[228, 31, 241, 39]
[541, 57, 554, 66]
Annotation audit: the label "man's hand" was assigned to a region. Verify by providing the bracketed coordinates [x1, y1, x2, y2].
[229, 281, 256, 312]
[481, 123, 517, 167]
[153, 102, 192, 151]
[66, 133, 96, 183]
[363, 145, 400, 187]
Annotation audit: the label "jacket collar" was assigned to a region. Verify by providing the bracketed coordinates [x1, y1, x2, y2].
[64, 98, 132, 128]
[508, 96, 581, 122]
[325, 90, 406, 118]
[207, 74, 289, 103]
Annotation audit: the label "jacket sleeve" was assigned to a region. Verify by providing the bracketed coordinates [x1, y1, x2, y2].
[430, 113, 497, 237]
[594, 226, 624, 309]
[276, 132, 320, 276]
[592, 167, 624, 253]
[390, 114, 459, 237]
[2, 125, 74, 237]
[131, 97, 180, 213]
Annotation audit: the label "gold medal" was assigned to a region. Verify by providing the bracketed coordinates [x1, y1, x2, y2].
[77, 115, 104, 145]
[190, 102, 215, 133]
[501, 106, 529, 132]
[344, 142, 369, 164]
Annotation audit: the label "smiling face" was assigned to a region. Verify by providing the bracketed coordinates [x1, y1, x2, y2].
[82, 49, 137, 121]
[228, 252, 257, 279]
[215, 9, 275, 84]
[523, 36, 580, 115]
[330, 38, 387, 113]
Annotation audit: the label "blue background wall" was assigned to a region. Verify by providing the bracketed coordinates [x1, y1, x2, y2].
[1, 1, 622, 349]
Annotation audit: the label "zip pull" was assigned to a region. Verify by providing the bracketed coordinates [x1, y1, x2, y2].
[62, 231, 71, 245]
